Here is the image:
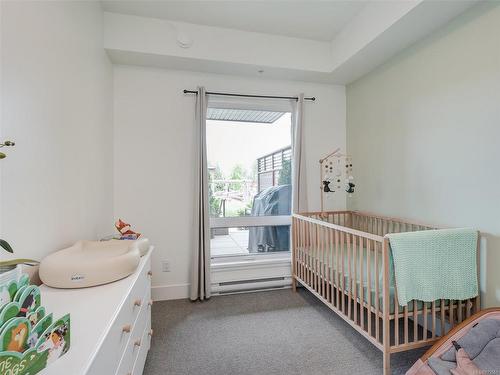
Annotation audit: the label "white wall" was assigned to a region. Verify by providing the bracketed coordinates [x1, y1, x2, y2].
[113, 66, 346, 299]
[0, 1, 114, 261]
[347, 3, 500, 307]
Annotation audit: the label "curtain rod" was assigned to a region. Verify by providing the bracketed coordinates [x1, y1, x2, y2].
[183, 89, 315, 101]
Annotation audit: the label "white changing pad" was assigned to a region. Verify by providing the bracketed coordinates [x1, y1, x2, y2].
[39, 239, 150, 288]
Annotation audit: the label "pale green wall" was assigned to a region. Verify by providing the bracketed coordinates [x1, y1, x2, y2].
[347, 2, 500, 307]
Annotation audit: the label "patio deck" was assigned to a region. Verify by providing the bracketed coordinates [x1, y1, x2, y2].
[211, 228, 250, 257]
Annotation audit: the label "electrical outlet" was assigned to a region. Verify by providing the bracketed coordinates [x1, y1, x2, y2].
[162, 261, 171, 272]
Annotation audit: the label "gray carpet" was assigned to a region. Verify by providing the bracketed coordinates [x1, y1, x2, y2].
[144, 289, 426, 375]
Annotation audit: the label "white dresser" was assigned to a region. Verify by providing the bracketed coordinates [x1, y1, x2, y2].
[39, 247, 153, 375]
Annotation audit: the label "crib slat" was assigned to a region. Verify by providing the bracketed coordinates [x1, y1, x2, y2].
[431, 301, 436, 339]
[382, 238, 390, 370]
[327, 228, 331, 303]
[335, 230, 340, 310]
[375, 242, 380, 342]
[320, 225, 324, 298]
[341, 231, 345, 314]
[314, 223, 318, 292]
[404, 305, 409, 344]
[292, 217, 297, 290]
[423, 302, 428, 341]
[440, 299, 445, 336]
[449, 300, 454, 328]
[324, 227, 328, 302]
[308, 220, 312, 284]
[458, 300, 463, 323]
[347, 233, 352, 319]
[317, 224, 321, 295]
[359, 236, 364, 330]
[394, 285, 399, 346]
[308, 221, 312, 287]
[331, 229, 335, 304]
[324, 226, 328, 300]
[353, 235, 358, 324]
[367, 239, 372, 337]
[317, 223, 321, 295]
[413, 300, 418, 341]
[292, 218, 300, 285]
[317, 224, 321, 294]
[324, 227, 328, 301]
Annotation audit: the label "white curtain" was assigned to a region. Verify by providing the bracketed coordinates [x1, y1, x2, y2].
[291, 94, 308, 213]
[190, 86, 211, 301]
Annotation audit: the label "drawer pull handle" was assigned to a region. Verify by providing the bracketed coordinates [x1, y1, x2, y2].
[148, 329, 154, 337]
[122, 324, 132, 333]
[147, 270, 153, 277]
[148, 300, 153, 307]
[134, 299, 142, 307]
[134, 339, 142, 347]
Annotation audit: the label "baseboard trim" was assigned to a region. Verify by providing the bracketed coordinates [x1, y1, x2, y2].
[152, 283, 190, 301]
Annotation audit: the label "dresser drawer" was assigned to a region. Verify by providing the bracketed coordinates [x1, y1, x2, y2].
[87, 256, 152, 375]
[132, 318, 152, 375]
[123, 255, 152, 327]
[115, 289, 151, 375]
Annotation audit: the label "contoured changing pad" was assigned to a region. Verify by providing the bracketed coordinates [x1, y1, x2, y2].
[39, 239, 150, 288]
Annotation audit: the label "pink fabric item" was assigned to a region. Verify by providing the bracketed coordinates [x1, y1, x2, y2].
[406, 311, 500, 375]
[431, 313, 500, 360]
[407, 359, 436, 375]
[450, 349, 485, 375]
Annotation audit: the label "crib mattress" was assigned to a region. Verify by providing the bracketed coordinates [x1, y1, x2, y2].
[298, 245, 449, 314]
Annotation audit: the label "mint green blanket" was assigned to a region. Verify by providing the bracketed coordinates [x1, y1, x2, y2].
[387, 228, 479, 306]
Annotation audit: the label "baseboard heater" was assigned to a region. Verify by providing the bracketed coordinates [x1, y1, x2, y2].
[211, 276, 292, 295]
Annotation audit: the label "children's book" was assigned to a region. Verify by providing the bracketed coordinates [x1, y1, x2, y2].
[0, 274, 70, 375]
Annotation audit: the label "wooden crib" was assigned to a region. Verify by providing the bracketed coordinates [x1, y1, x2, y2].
[291, 211, 480, 375]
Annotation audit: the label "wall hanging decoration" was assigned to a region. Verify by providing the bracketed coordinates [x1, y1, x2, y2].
[319, 148, 356, 211]
[0, 274, 70, 374]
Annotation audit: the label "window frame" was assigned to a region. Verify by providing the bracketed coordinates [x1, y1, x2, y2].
[206, 97, 294, 261]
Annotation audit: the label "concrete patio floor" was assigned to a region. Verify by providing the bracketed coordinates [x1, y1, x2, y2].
[211, 228, 250, 257]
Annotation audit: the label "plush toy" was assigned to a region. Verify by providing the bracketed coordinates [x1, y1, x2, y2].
[115, 219, 141, 240]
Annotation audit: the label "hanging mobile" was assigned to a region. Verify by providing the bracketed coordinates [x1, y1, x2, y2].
[323, 180, 333, 193]
[0, 140, 15, 159]
[319, 148, 357, 211]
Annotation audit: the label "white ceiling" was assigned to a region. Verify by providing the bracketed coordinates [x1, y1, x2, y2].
[101, 0, 368, 41]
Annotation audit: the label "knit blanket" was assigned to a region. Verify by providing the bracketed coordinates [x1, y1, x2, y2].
[387, 228, 478, 306]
